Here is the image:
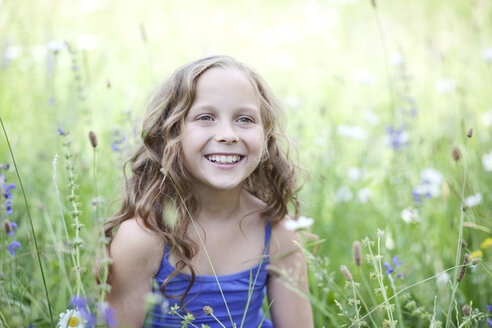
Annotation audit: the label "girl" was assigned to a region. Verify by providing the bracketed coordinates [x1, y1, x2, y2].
[105, 55, 314, 327]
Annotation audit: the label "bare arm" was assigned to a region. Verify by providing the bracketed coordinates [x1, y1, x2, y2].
[107, 218, 164, 328]
[267, 221, 314, 328]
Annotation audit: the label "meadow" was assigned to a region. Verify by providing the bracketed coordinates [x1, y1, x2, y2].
[1, 0, 492, 327]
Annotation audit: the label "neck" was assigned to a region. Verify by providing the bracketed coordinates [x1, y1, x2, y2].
[191, 183, 245, 223]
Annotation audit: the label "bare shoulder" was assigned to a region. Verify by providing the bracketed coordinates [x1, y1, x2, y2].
[110, 217, 164, 276]
[270, 216, 302, 258]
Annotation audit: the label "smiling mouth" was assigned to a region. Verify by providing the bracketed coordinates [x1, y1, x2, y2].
[205, 154, 244, 164]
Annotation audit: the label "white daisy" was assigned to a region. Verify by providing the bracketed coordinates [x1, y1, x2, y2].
[57, 309, 86, 328]
[464, 193, 482, 207]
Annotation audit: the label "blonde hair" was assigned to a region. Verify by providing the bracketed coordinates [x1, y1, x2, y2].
[105, 55, 299, 305]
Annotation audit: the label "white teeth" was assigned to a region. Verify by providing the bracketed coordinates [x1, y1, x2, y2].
[206, 155, 241, 164]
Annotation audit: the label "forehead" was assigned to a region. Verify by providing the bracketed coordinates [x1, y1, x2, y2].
[193, 68, 261, 108]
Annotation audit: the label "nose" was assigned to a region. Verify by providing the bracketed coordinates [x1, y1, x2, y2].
[215, 121, 238, 144]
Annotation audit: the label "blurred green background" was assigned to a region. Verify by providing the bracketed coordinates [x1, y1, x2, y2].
[1, 0, 492, 326]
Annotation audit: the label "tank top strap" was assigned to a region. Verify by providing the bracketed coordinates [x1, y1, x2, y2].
[264, 221, 272, 255]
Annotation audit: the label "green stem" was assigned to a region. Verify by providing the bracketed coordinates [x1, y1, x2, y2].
[167, 176, 235, 328]
[0, 116, 54, 327]
[446, 137, 470, 328]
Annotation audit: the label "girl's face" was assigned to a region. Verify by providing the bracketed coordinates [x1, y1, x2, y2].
[181, 68, 265, 193]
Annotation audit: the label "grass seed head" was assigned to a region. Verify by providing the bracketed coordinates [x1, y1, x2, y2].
[457, 254, 469, 282]
[340, 265, 353, 282]
[3, 220, 12, 235]
[89, 131, 98, 148]
[353, 241, 361, 266]
[452, 147, 461, 162]
[203, 306, 213, 315]
[462, 304, 471, 316]
[467, 128, 473, 138]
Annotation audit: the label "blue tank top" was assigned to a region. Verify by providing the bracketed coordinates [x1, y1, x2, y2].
[145, 222, 274, 328]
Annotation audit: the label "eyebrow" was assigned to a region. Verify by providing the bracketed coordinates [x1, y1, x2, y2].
[189, 104, 260, 114]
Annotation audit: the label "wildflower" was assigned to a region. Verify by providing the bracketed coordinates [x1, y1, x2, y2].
[337, 125, 367, 140]
[383, 262, 395, 275]
[357, 188, 371, 203]
[88, 131, 98, 148]
[111, 135, 126, 152]
[352, 69, 374, 85]
[4, 220, 18, 236]
[435, 79, 455, 93]
[384, 256, 403, 276]
[57, 309, 86, 328]
[384, 126, 409, 151]
[203, 306, 213, 315]
[436, 272, 450, 286]
[7, 241, 21, 255]
[98, 302, 116, 327]
[462, 304, 471, 316]
[470, 250, 483, 259]
[487, 305, 492, 312]
[481, 238, 492, 249]
[457, 254, 469, 282]
[347, 167, 362, 181]
[284, 216, 314, 231]
[76, 34, 100, 50]
[413, 168, 443, 203]
[389, 53, 404, 67]
[353, 241, 361, 266]
[401, 207, 420, 223]
[483, 47, 492, 62]
[47, 41, 66, 54]
[377, 229, 384, 238]
[334, 186, 353, 203]
[464, 193, 482, 207]
[58, 128, 68, 136]
[363, 110, 379, 125]
[340, 265, 353, 282]
[482, 151, 492, 171]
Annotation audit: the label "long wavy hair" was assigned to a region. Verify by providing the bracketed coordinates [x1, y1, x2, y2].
[104, 55, 300, 306]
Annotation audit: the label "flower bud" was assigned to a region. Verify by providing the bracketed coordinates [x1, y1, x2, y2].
[353, 241, 361, 266]
[203, 306, 213, 315]
[89, 131, 98, 148]
[340, 265, 353, 282]
[452, 147, 461, 162]
[462, 304, 471, 316]
[467, 128, 473, 138]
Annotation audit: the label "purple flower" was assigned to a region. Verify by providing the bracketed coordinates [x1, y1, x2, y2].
[99, 302, 117, 327]
[5, 199, 13, 214]
[70, 295, 87, 309]
[57, 128, 68, 136]
[7, 221, 18, 237]
[383, 262, 395, 275]
[7, 241, 21, 255]
[487, 318, 492, 327]
[385, 126, 409, 151]
[395, 273, 405, 279]
[5, 183, 15, 193]
[487, 305, 492, 312]
[393, 256, 403, 267]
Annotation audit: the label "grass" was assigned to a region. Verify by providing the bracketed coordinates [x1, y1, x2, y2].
[1, 0, 492, 327]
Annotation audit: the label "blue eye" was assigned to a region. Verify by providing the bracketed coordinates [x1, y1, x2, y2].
[237, 117, 253, 123]
[197, 115, 213, 121]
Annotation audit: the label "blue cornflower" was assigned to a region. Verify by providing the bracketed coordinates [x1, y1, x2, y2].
[70, 295, 87, 309]
[384, 126, 409, 151]
[487, 305, 492, 312]
[70, 295, 96, 328]
[99, 302, 117, 327]
[7, 241, 21, 255]
[384, 256, 404, 278]
[5, 199, 13, 214]
[58, 128, 68, 136]
[7, 221, 18, 237]
[487, 318, 492, 327]
[111, 135, 126, 152]
[383, 262, 395, 275]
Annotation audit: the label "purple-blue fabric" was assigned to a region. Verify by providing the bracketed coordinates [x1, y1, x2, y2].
[146, 222, 273, 328]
